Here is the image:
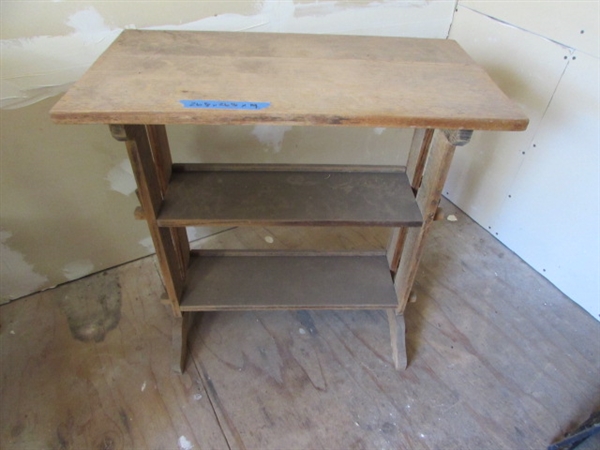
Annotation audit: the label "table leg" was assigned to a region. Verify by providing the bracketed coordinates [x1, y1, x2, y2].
[110, 125, 189, 318]
[387, 310, 407, 370]
[394, 129, 472, 313]
[387, 128, 434, 272]
[172, 312, 197, 373]
[387, 129, 472, 370]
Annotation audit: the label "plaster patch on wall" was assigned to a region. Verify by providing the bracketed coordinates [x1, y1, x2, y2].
[186, 227, 209, 243]
[62, 259, 95, 281]
[374, 127, 386, 135]
[186, 227, 200, 242]
[66, 7, 110, 35]
[252, 125, 292, 153]
[0, 230, 49, 301]
[283, 0, 452, 36]
[1, 7, 120, 109]
[293, 0, 428, 18]
[106, 159, 136, 196]
[139, 236, 155, 253]
[148, 11, 270, 33]
[293, 0, 353, 17]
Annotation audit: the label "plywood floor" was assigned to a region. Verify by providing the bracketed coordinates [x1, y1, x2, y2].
[1, 199, 599, 450]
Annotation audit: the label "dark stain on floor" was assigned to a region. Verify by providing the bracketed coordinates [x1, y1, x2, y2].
[56, 271, 121, 343]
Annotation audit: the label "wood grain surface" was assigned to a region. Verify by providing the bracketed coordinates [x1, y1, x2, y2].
[157, 165, 423, 227]
[50, 30, 528, 130]
[2, 199, 597, 449]
[180, 252, 397, 311]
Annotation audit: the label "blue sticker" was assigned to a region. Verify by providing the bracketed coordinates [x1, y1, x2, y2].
[180, 100, 270, 110]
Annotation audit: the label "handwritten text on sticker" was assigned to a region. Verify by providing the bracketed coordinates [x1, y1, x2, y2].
[180, 100, 270, 110]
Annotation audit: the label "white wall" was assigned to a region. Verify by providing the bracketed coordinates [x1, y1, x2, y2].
[446, 1, 600, 320]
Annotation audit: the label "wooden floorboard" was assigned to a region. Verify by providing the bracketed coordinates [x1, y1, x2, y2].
[1, 199, 599, 450]
[0, 259, 228, 450]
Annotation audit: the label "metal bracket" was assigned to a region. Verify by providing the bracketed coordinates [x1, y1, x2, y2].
[109, 124, 127, 142]
[443, 129, 473, 146]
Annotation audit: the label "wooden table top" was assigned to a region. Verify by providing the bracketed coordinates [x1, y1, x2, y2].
[51, 30, 528, 130]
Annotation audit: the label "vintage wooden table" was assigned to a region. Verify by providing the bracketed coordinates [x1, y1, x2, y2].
[51, 30, 528, 372]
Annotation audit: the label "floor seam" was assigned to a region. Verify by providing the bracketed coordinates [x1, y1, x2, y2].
[190, 349, 234, 450]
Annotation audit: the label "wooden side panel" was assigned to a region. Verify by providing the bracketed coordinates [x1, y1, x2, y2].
[387, 310, 407, 370]
[124, 125, 163, 217]
[394, 130, 457, 312]
[387, 128, 433, 271]
[146, 125, 173, 195]
[174, 227, 190, 282]
[406, 128, 435, 191]
[122, 125, 187, 317]
[172, 312, 197, 374]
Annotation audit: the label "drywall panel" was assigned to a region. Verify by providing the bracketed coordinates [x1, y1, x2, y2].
[492, 51, 600, 319]
[148, 0, 454, 37]
[0, 96, 223, 303]
[0, 96, 144, 301]
[448, 5, 600, 320]
[1, 6, 120, 109]
[461, 0, 599, 57]
[0, 1, 259, 39]
[446, 6, 569, 227]
[169, 125, 412, 166]
[278, 0, 454, 37]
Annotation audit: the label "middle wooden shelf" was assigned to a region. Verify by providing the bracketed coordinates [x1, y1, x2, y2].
[156, 164, 424, 227]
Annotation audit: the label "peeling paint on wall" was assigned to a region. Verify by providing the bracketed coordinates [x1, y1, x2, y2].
[147, 8, 270, 33]
[62, 259, 95, 281]
[186, 227, 202, 242]
[1, 6, 120, 109]
[106, 159, 136, 196]
[252, 125, 293, 153]
[0, 230, 49, 301]
[293, 0, 430, 18]
[138, 236, 155, 253]
[66, 7, 110, 35]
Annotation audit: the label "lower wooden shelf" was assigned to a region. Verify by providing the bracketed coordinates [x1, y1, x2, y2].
[179, 251, 398, 311]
